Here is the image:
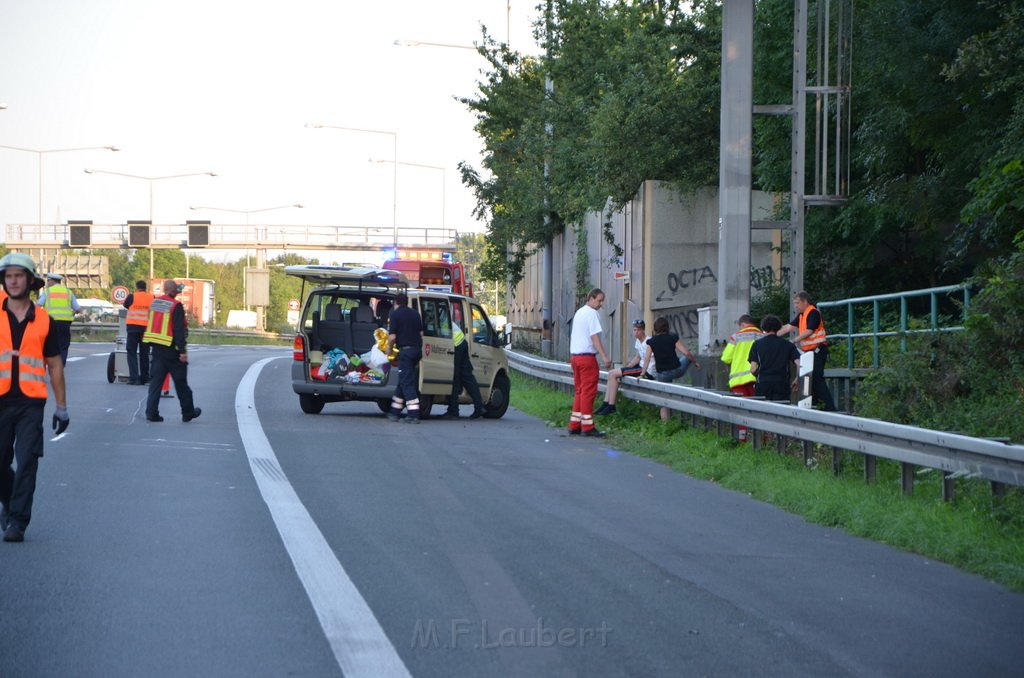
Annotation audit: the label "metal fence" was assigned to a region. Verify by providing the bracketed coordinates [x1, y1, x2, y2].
[507, 349, 1024, 497]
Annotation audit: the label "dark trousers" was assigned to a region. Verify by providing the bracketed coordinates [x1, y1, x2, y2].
[391, 346, 422, 415]
[126, 327, 150, 383]
[52, 320, 72, 366]
[0, 402, 45, 531]
[811, 346, 837, 411]
[146, 347, 197, 418]
[755, 380, 791, 402]
[447, 340, 483, 414]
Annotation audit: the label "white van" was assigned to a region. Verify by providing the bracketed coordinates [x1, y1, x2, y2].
[286, 265, 511, 418]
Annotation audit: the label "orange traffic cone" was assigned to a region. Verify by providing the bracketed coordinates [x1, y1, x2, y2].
[160, 372, 173, 398]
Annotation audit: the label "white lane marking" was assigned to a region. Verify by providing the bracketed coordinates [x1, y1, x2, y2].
[66, 356, 86, 362]
[236, 357, 410, 678]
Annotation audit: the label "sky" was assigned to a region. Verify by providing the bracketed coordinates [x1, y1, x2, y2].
[0, 0, 539, 261]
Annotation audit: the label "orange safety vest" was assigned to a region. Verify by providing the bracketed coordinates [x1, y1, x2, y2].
[126, 291, 154, 326]
[798, 304, 828, 351]
[143, 295, 180, 347]
[0, 306, 52, 398]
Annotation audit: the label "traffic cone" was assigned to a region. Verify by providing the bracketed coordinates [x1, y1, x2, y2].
[160, 372, 173, 398]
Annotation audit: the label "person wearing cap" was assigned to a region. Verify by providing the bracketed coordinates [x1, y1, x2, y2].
[596, 318, 656, 416]
[36, 273, 80, 366]
[143, 280, 201, 423]
[0, 253, 69, 543]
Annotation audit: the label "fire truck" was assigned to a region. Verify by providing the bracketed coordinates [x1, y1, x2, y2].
[382, 250, 473, 297]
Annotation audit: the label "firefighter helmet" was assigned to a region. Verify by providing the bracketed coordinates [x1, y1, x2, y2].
[0, 252, 47, 291]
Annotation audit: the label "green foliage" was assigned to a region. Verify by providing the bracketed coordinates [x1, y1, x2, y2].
[510, 370, 1024, 591]
[461, 0, 720, 288]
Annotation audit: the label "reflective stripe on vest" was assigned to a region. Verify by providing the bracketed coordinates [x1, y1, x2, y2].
[44, 285, 75, 321]
[798, 304, 828, 351]
[452, 321, 466, 347]
[0, 307, 51, 398]
[126, 291, 154, 326]
[724, 326, 764, 388]
[143, 296, 178, 347]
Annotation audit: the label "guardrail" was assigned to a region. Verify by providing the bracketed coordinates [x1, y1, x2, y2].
[73, 323, 292, 342]
[506, 350, 1024, 497]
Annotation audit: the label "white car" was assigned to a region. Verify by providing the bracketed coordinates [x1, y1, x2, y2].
[286, 265, 511, 419]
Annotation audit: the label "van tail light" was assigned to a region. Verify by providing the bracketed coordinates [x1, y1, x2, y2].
[293, 335, 305, 361]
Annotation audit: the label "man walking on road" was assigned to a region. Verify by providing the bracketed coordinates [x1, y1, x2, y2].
[144, 280, 201, 423]
[122, 280, 153, 385]
[37, 272, 79, 366]
[778, 291, 837, 411]
[568, 288, 612, 437]
[384, 293, 424, 424]
[0, 253, 69, 543]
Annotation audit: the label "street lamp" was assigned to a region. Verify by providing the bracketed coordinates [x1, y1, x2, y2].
[0, 144, 119, 225]
[393, 39, 478, 50]
[84, 168, 217, 278]
[370, 158, 446, 230]
[188, 203, 304, 320]
[306, 122, 398, 247]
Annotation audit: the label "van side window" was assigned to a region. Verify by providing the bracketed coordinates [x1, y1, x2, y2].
[420, 298, 453, 339]
[470, 304, 493, 345]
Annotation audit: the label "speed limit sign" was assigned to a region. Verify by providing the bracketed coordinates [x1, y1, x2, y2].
[112, 285, 130, 304]
[288, 298, 300, 311]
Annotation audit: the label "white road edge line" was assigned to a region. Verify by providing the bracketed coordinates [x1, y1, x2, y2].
[236, 357, 410, 678]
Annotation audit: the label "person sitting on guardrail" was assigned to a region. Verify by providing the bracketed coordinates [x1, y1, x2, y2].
[748, 314, 801, 402]
[596, 318, 656, 416]
[641, 317, 700, 421]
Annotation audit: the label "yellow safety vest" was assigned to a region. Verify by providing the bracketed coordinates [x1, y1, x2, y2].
[452, 321, 466, 347]
[43, 284, 75, 322]
[143, 296, 179, 347]
[720, 325, 764, 388]
[126, 291, 154, 326]
[0, 306, 51, 398]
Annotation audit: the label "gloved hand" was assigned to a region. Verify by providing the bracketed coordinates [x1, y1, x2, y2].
[52, 406, 69, 434]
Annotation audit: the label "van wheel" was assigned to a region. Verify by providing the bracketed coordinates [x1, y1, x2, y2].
[299, 394, 325, 414]
[418, 394, 434, 418]
[484, 373, 511, 419]
[107, 352, 116, 383]
[376, 399, 392, 414]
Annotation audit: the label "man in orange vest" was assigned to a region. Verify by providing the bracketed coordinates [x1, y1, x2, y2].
[778, 290, 837, 411]
[143, 279, 200, 423]
[122, 280, 153, 385]
[0, 253, 69, 543]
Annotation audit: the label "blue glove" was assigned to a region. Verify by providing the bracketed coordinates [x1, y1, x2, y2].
[53, 406, 69, 434]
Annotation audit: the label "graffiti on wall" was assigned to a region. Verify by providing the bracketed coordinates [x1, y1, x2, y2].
[656, 265, 717, 303]
[750, 265, 792, 291]
[657, 307, 701, 340]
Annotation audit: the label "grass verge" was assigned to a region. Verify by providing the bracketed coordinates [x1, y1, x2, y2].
[510, 371, 1024, 592]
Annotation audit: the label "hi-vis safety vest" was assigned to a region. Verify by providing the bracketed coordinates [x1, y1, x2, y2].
[0, 306, 51, 398]
[798, 304, 828, 351]
[143, 295, 180, 347]
[43, 284, 75, 322]
[721, 325, 764, 388]
[126, 291, 154, 326]
[452, 321, 466, 347]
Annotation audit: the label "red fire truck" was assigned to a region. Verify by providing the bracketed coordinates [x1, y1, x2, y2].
[382, 250, 473, 297]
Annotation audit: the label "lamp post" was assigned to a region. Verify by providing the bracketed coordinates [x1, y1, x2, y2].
[84, 168, 217, 279]
[0, 144, 119, 225]
[306, 123, 398, 247]
[370, 159, 446, 230]
[188, 204, 304, 327]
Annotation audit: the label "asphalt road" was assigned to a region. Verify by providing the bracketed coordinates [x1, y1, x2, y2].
[1, 342, 1022, 678]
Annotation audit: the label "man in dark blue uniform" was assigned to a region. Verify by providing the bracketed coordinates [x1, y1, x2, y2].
[384, 293, 423, 423]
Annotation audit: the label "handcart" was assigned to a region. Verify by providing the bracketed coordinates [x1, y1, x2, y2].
[107, 309, 131, 383]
